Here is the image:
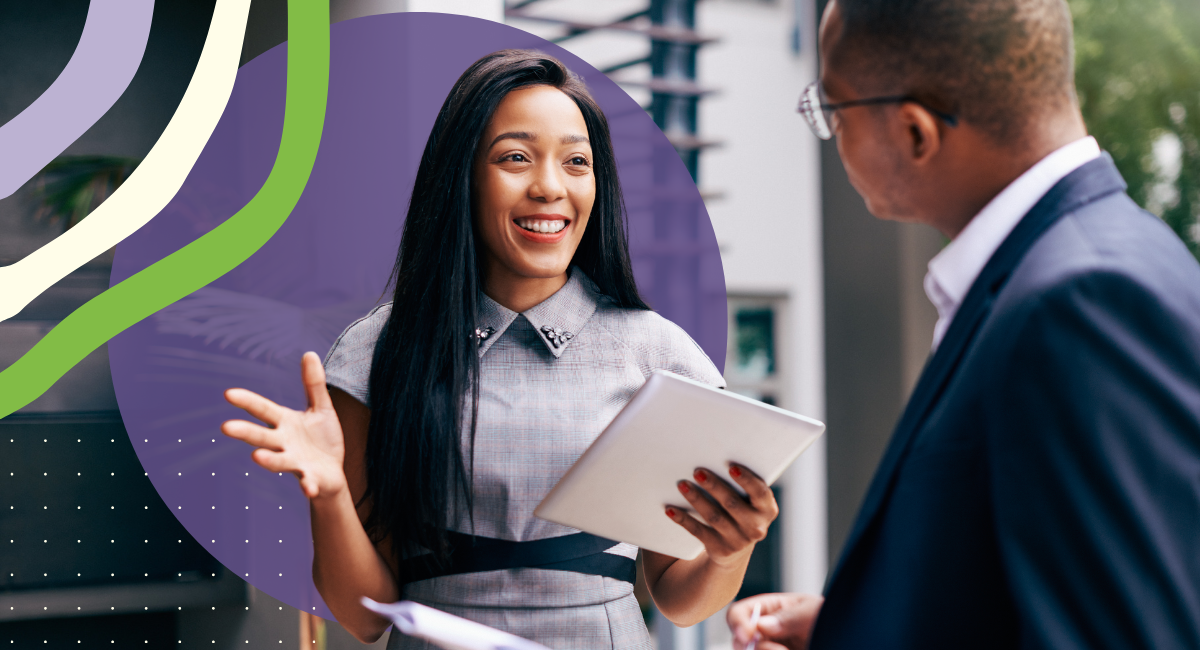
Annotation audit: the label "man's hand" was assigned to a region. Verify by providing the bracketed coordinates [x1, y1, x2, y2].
[727, 592, 824, 650]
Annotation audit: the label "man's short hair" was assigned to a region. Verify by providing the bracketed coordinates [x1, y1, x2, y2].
[834, 0, 1077, 145]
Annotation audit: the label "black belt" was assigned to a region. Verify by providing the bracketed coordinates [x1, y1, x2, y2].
[400, 531, 636, 585]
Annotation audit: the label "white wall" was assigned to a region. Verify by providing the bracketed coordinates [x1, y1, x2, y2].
[697, 0, 826, 595]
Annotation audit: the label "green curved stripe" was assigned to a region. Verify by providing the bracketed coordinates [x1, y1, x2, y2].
[0, 0, 329, 420]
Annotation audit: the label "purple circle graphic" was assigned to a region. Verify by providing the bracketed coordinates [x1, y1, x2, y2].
[109, 13, 726, 618]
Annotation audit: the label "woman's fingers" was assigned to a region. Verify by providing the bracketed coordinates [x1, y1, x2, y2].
[694, 468, 753, 520]
[300, 352, 333, 412]
[220, 419, 285, 451]
[692, 466, 777, 542]
[251, 447, 296, 474]
[677, 478, 745, 542]
[224, 387, 287, 426]
[298, 471, 320, 499]
[667, 466, 783, 569]
[251, 448, 343, 501]
[664, 505, 720, 549]
[222, 360, 349, 504]
[728, 463, 779, 516]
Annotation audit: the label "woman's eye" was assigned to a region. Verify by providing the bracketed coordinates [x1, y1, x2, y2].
[567, 156, 590, 167]
[504, 153, 527, 163]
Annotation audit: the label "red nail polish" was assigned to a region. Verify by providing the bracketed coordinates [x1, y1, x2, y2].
[730, 465, 742, 479]
[678, 481, 691, 494]
[665, 508, 676, 518]
[694, 469, 706, 482]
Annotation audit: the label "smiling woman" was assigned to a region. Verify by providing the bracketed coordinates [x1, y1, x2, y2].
[473, 85, 597, 312]
[218, 49, 778, 649]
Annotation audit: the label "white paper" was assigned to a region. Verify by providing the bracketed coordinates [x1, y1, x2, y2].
[361, 598, 552, 650]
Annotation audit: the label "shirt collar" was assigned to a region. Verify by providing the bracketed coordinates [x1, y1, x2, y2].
[474, 266, 601, 358]
[924, 136, 1101, 349]
[474, 293, 519, 357]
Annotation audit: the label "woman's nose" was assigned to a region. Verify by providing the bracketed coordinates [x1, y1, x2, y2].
[528, 163, 566, 202]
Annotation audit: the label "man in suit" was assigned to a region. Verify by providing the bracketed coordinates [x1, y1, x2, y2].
[727, 0, 1200, 648]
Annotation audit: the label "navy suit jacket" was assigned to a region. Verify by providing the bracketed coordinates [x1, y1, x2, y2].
[810, 156, 1200, 649]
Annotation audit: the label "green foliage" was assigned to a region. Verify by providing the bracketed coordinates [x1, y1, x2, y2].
[32, 155, 141, 232]
[1071, 0, 1200, 259]
[735, 308, 776, 376]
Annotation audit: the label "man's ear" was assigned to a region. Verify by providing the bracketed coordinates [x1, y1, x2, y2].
[896, 102, 943, 165]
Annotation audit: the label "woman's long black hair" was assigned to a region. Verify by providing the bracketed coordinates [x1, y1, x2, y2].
[362, 49, 649, 579]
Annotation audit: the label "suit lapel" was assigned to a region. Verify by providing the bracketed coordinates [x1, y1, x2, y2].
[825, 156, 1128, 589]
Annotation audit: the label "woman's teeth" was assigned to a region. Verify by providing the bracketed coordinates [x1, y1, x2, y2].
[516, 219, 566, 234]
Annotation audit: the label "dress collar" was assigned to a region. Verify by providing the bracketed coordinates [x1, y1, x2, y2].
[474, 267, 601, 358]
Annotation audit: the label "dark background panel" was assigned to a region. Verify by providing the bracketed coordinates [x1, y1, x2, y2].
[1, 414, 219, 591]
[1, 611, 175, 648]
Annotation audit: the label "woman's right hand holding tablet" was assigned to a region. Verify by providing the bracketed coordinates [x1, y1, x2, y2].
[221, 351, 348, 500]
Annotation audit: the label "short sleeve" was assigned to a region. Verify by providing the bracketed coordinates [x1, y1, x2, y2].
[594, 306, 726, 389]
[322, 303, 391, 406]
[656, 318, 726, 388]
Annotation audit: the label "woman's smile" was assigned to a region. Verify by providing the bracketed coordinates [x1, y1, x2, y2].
[513, 214, 571, 241]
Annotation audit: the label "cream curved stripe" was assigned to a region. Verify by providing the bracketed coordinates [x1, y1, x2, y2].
[0, 0, 253, 324]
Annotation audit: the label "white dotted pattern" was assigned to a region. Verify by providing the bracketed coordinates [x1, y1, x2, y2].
[3, 430, 322, 642]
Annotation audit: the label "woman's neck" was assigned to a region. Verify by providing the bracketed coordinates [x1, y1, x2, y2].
[482, 266, 571, 313]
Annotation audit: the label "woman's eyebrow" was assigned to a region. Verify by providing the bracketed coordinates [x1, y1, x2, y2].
[487, 132, 590, 149]
[488, 131, 535, 149]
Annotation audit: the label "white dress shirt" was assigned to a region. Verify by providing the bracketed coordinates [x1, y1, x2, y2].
[924, 136, 1102, 350]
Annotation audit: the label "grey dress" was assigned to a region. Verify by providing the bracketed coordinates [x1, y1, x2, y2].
[323, 268, 725, 650]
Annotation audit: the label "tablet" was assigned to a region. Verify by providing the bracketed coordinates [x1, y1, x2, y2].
[534, 370, 825, 561]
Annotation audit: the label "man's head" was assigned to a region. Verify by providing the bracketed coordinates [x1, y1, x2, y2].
[819, 0, 1087, 235]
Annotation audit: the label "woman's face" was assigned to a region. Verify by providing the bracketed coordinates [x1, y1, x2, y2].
[473, 85, 595, 289]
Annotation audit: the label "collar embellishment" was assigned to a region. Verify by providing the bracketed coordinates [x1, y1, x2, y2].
[474, 326, 495, 348]
[539, 325, 574, 349]
[474, 267, 599, 358]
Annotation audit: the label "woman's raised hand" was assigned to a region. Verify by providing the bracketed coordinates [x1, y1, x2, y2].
[221, 352, 348, 500]
[665, 463, 780, 567]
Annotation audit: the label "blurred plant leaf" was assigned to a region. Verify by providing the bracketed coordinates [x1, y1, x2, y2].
[152, 286, 380, 365]
[1071, 0, 1200, 259]
[31, 155, 141, 232]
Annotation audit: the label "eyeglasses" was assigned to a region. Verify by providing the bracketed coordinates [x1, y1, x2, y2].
[797, 81, 958, 140]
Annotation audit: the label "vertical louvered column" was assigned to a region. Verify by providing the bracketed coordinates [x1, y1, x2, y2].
[649, 0, 701, 180]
